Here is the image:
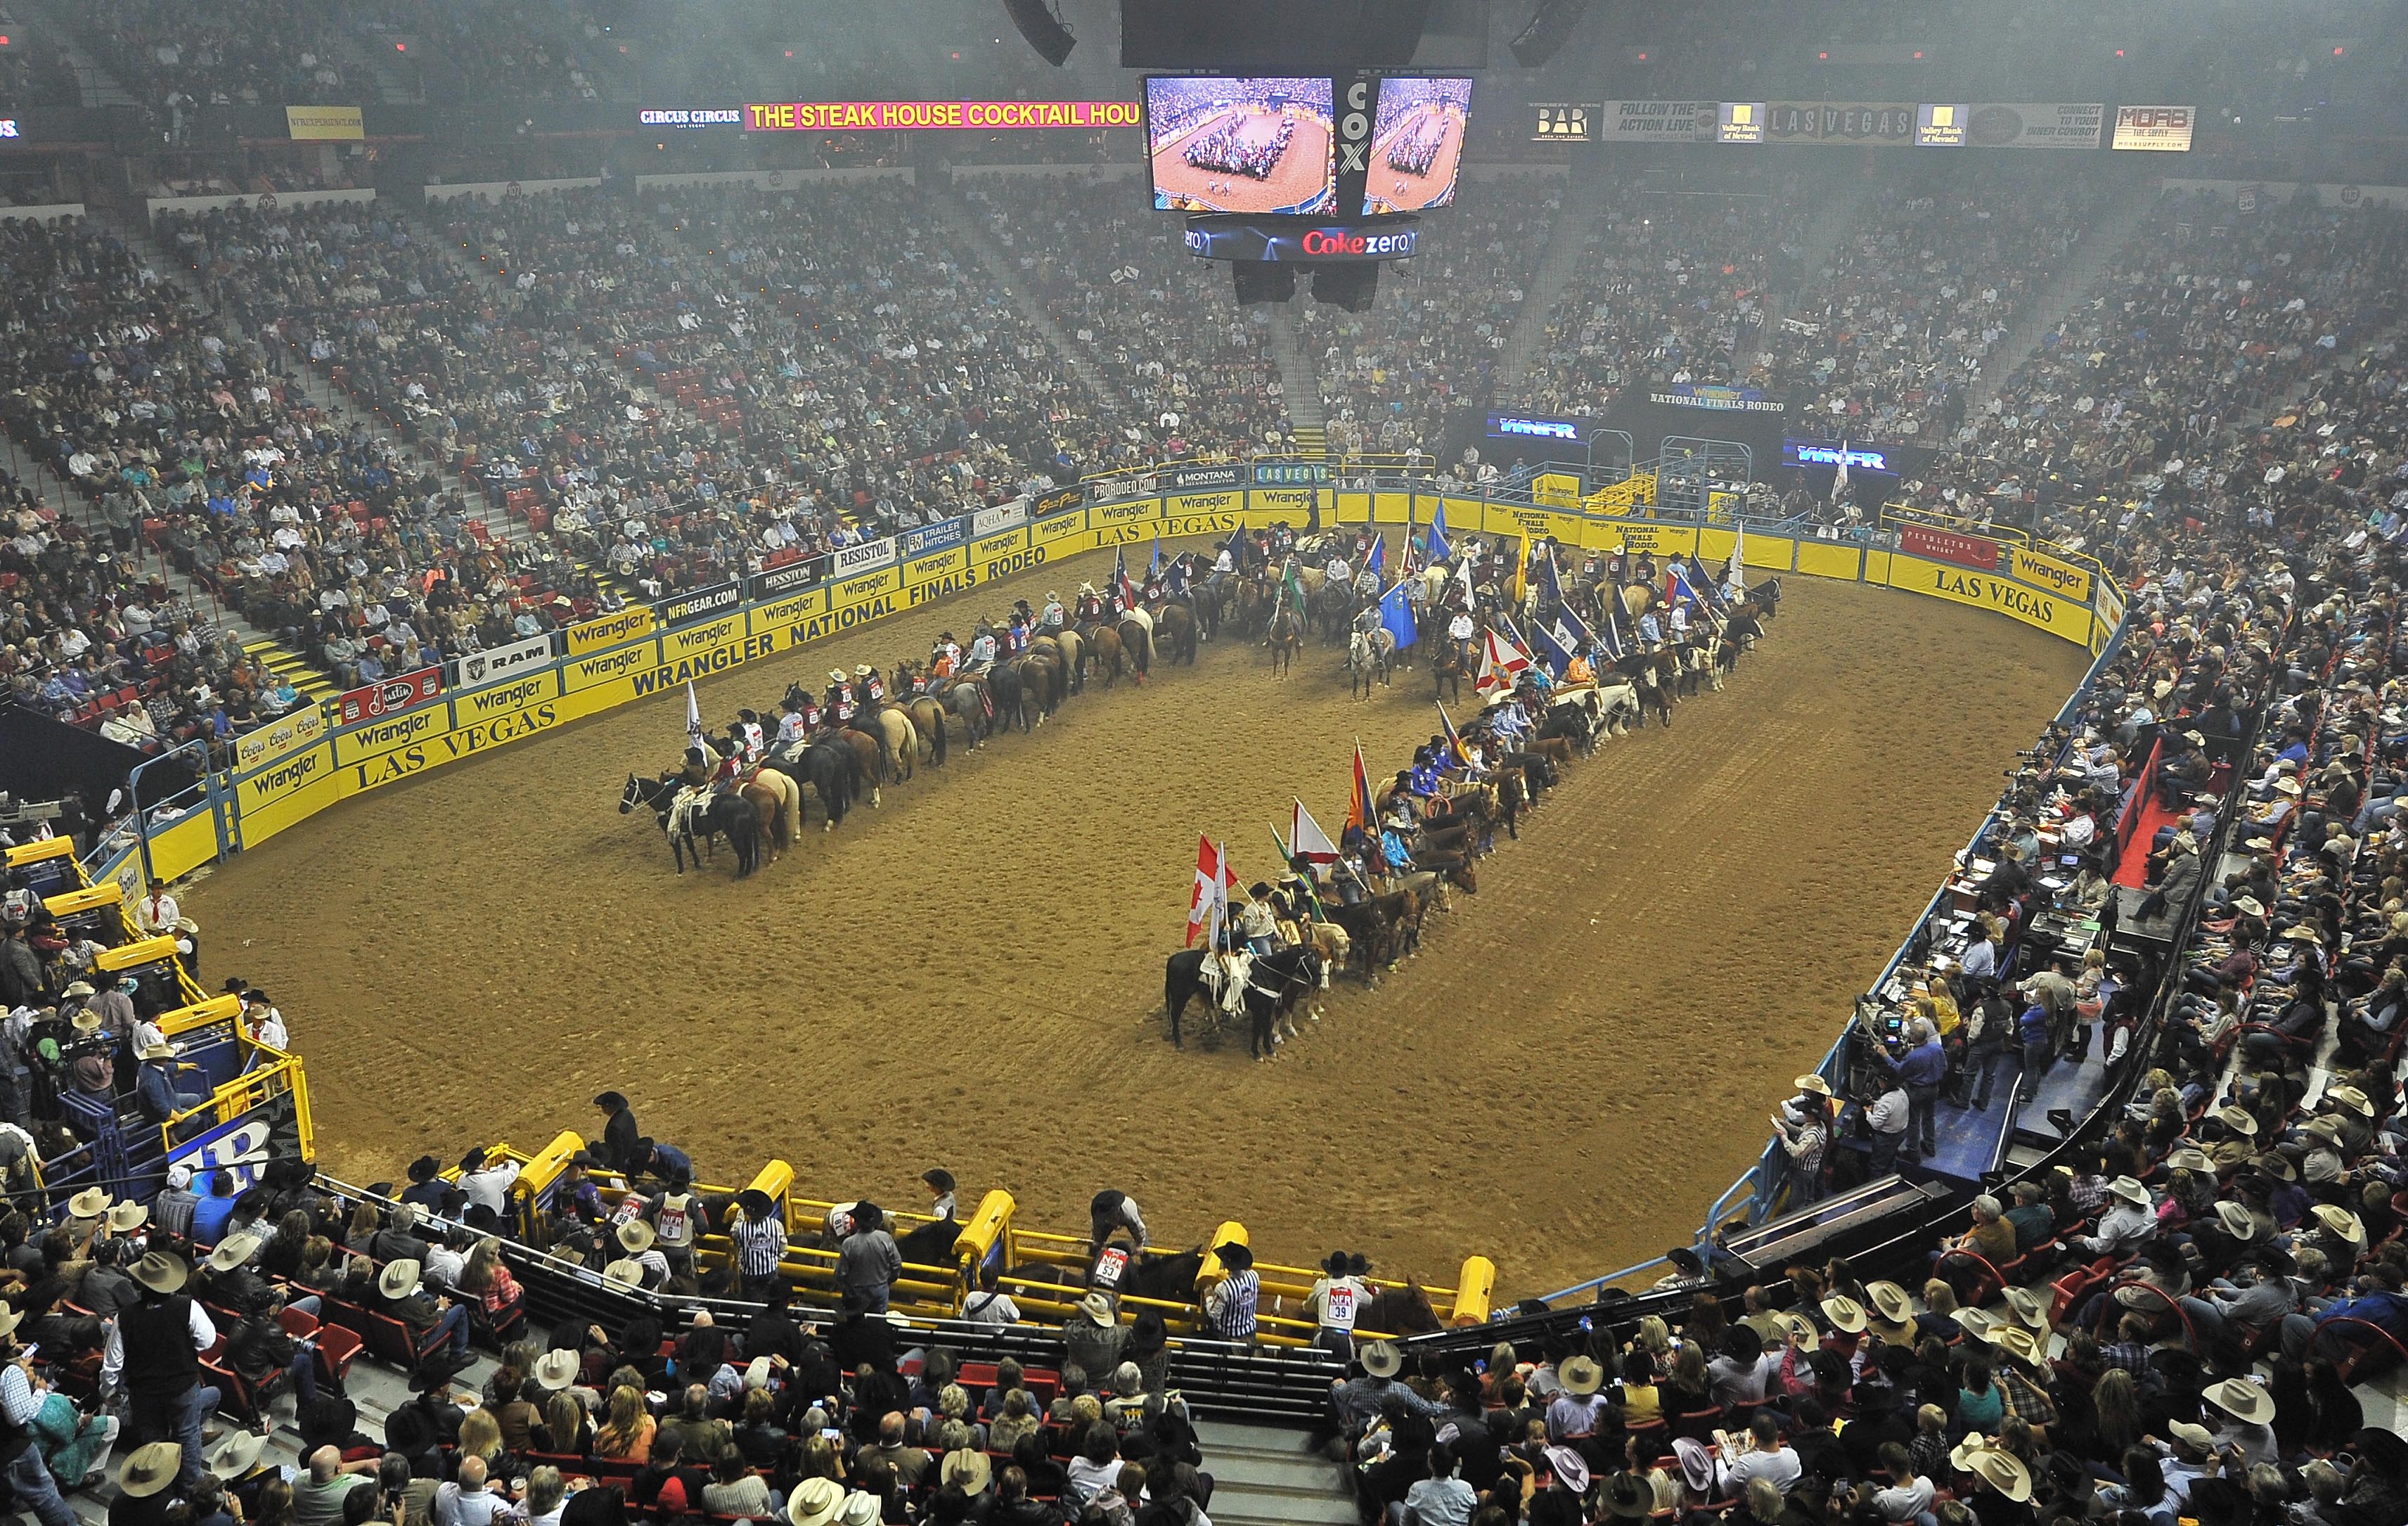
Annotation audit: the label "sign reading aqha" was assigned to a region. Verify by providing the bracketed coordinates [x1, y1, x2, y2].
[744, 100, 1140, 132]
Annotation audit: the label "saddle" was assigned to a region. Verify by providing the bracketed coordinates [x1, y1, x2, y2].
[1198, 949, 1253, 1016]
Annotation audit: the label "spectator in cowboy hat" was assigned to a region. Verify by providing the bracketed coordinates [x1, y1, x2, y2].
[2201, 1378, 2277, 1467]
[108, 1250, 219, 1495]
[591, 1091, 640, 1174]
[374, 1258, 471, 1368]
[112, 1442, 184, 1526]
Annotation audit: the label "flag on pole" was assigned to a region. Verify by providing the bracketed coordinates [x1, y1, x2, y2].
[1727, 521, 1747, 593]
[1475, 628, 1531, 695]
[1666, 558, 1704, 609]
[1507, 525, 1530, 608]
[1282, 558, 1309, 617]
[1495, 609, 1540, 669]
[1290, 800, 1341, 868]
[684, 680, 705, 753]
[1530, 607, 1599, 681]
[1379, 578, 1418, 650]
[1452, 554, 1476, 608]
[1539, 541, 1566, 608]
[1114, 544, 1138, 608]
[1436, 703, 1470, 765]
[1150, 527, 1161, 578]
[1831, 438, 1850, 504]
[1424, 501, 1451, 565]
[1346, 740, 1377, 836]
[1365, 530, 1385, 577]
[1186, 833, 1239, 948]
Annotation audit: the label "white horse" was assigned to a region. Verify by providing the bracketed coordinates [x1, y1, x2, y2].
[1344, 626, 1396, 698]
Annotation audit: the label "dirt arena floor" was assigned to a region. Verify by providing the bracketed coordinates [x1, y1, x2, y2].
[1149, 110, 1336, 214]
[1363, 111, 1465, 214]
[188, 546, 2088, 1298]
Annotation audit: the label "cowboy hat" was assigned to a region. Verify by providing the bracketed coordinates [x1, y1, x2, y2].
[787, 1477, 844, 1526]
[2326, 1084, 2375, 1116]
[2303, 1115, 2345, 1143]
[2281, 924, 2320, 942]
[2000, 1285, 2050, 1331]
[67, 1188, 110, 1220]
[2203, 1377, 2275, 1425]
[1866, 1281, 1914, 1325]
[378, 1259, 423, 1300]
[2275, 778, 2303, 796]
[2251, 1151, 2297, 1182]
[1598, 1468, 1649, 1518]
[1078, 1292, 1116, 1327]
[1973, 1448, 2034, 1503]
[2233, 895, 2265, 917]
[617, 1219, 656, 1254]
[743, 1356, 772, 1391]
[1544, 1445, 1591, 1494]
[1672, 1437, 1717, 1496]
[2106, 1175, 2152, 1206]
[131, 1250, 188, 1295]
[1794, 1075, 1832, 1098]
[2312, 1204, 2367, 1245]
[60, 980, 94, 999]
[1987, 1324, 2047, 1368]
[208, 1429, 266, 1480]
[2215, 1201, 2255, 1238]
[69, 1010, 102, 1035]
[1820, 1294, 1868, 1333]
[602, 1258, 645, 1291]
[534, 1349, 579, 1391]
[735, 1188, 775, 1219]
[834, 1494, 880, 1526]
[1783, 1312, 1820, 1348]
[2165, 1146, 2215, 1173]
[119, 1443, 182, 1499]
[939, 1449, 991, 1495]
[1952, 1307, 2000, 1340]
[853, 664, 873, 679]
[1559, 1354, 1605, 1396]
[207, 1233, 261, 1273]
[826, 669, 847, 686]
[1360, 1340, 1404, 1378]
[592, 1091, 629, 1109]
[136, 1039, 174, 1061]
[2213, 1105, 2259, 1136]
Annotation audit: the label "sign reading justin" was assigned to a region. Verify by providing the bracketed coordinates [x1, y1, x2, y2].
[338, 667, 442, 726]
[1898, 522, 2004, 573]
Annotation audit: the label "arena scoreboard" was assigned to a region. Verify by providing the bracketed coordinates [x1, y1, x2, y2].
[1181, 215, 1419, 262]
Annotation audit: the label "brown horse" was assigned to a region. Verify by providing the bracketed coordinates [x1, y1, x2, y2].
[1431, 639, 1469, 703]
[738, 770, 797, 861]
[1156, 603, 1198, 665]
[1266, 606, 1302, 679]
[1361, 1279, 1444, 1336]
[836, 729, 884, 807]
[902, 695, 950, 766]
[1090, 624, 1127, 688]
[1116, 615, 1153, 682]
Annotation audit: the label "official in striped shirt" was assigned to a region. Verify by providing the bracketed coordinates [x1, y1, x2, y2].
[729, 1191, 787, 1299]
[1202, 1242, 1259, 1344]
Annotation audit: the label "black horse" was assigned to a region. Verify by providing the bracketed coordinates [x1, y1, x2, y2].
[619, 773, 764, 876]
[763, 736, 861, 831]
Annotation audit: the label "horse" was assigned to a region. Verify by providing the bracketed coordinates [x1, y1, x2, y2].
[1345, 626, 1396, 700]
[763, 740, 856, 831]
[1048, 627, 1088, 693]
[1089, 624, 1128, 688]
[1192, 577, 1226, 643]
[1232, 578, 1272, 639]
[1328, 886, 1422, 975]
[837, 729, 884, 806]
[1430, 639, 1469, 703]
[864, 704, 919, 783]
[739, 767, 801, 857]
[620, 773, 762, 876]
[1265, 605, 1302, 679]
[1014, 653, 1062, 725]
[1311, 579, 1356, 646]
[1164, 948, 1233, 1048]
[1360, 1280, 1444, 1337]
[1156, 603, 1199, 666]
[1116, 614, 1154, 682]
[1242, 945, 1324, 1054]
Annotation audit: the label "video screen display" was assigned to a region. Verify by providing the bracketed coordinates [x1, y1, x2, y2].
[1144, 76, 1337, 216]
[1362, 77, 1472, 214]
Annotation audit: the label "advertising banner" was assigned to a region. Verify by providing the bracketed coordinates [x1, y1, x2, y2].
[746, 552, 833, 601]
[1026, 485, 1081, 520]
[1488, 411, 1590, 443]
[1718, 103, 1765, 144]
[285, 105, 363, 141]
[1649, 383, 1782, 413]
[1766, 102, 1917, 146]
[744, 100, 1140, 132]
[1917, 103, 1968, 147]
[901, 517, 967, 557]
[975, 499, 1033, 535]
[1254, 462, 1330, 485]
[832, 535, 895, 577]
[1966, 103, 2104, 149]
[337, 667, 442, 727]
[1599, 101, 1715, 143]
[454, 633, 553, 690]
[2007, 546, 2095, 603]
[1532, 103, 1595, 143]
[231, 705, 325, 772]
[1032, 509, 1090, 549]
[654, 579, 742, 629]
[2113, 105, 2195, 152]
[566, 606, 654, 656]
[1167, 463, 1243, 491]
[1899, 522, 2004, 572]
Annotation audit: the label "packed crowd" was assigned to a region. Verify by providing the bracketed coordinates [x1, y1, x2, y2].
[1507, 186, 1806, 424]
[351, 0, 617, 103]
[80, 0, 352, 110]
[1759, 167, 2113, 441]
[1301, 181, 1557, 462]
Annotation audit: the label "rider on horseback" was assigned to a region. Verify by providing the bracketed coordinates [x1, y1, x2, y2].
[1007, 601, 1035, 653]
[960, 624, 998, 675]
[774, 692, 815, 748]
[1075, 582, 1107, 625]
[931, 632, 962, 677]
[822, 669, 856, 729]
[1040, 591, 1067, 631]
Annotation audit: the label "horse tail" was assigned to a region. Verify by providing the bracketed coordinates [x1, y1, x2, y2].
[929, 705, 948, 765]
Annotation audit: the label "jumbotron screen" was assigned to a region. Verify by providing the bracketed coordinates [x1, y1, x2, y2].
[1361, 77, 1472, 214]
[1143, 76, 1337, 217]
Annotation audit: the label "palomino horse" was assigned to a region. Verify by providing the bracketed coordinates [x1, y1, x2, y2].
[1265, 605, 1303, 679]
[739, 766, 801, 856]
[1345, 626, 1396, 699]
[862, 704, 920, 783]
[1045, 627, 1087, 693]
[899, 695, 951, 766]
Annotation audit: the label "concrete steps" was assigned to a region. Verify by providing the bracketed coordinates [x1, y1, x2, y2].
[1965, 174, 2156, 417]
[1492, 189, 1604, 397]
[1193, 1419, 1356, 1526]
[1264, 303, 1326, 449]
[924, 181, 1123, 419]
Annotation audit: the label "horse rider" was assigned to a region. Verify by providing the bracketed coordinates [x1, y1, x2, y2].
[1164, 555, 1193, 603]
[1353, 558, 1382, 605]
[820, 668, 857, 730]
[1075, 582, 1107, 626]
[1237, 883, 1283, 956]
[1447, 608, 1476, 665]
[774, 693, 813, 749]
[1637, 604, 1663, 650]
[1490, 692, 1535, 750]
[960, 624, 998, 675]
[679, 740, 734, 793]
[931, 632, 962, 677]
[732, 709, 766, 763]
[1007, 600, 1036, 652]
[1350, 599, 1384, 641]
[1324, 547, 1351, 590]
[1039, 591, 1067, 632]
[1140, 566, 1166, 608]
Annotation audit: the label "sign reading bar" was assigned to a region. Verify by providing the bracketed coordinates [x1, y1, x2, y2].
[1533, 103, 1594, 142]
[1917, 103, 1967, 147]
[285, 105, 364, 141]
[655, 579, 742, 629]
[566, 606, 654, 656]
[1899, 522, 2003, 572]
[745, 100, 1140, 132]
[338, 667, 442, 727]
[2112, 105, 2194, 152]
[1967, 103, 2104, 149]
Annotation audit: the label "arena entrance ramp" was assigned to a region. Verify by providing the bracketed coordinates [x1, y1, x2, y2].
[1190, 1420, 1355, 1526]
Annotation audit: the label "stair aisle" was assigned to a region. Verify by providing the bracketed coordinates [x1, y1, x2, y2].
[1192, 1419, 1356, 1526]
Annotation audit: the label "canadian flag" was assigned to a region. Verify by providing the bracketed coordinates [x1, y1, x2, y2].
[1186, 834, 1240, 949]
[1474, 629, 1531, 696]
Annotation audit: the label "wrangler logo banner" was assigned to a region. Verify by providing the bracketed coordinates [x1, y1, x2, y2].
[567, 606, 654, 655]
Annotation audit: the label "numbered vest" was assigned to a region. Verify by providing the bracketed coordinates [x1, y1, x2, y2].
[1090, 1244, 1131, 1291]
[654, 1192, 695, 1249]
[1323, 1281, 1358, 1331]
